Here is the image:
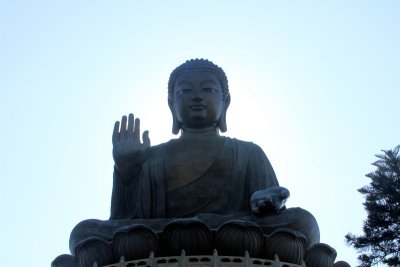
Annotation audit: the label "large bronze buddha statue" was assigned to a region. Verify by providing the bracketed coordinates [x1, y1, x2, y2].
[56, 59, 323, 267]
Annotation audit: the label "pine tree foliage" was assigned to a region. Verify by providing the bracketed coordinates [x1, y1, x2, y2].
[346, 145, 400, 267]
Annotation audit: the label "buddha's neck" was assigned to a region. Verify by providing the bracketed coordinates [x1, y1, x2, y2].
[180, 126, 220, 140]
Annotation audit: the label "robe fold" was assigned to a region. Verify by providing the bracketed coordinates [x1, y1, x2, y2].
[110, 137, 278, 220]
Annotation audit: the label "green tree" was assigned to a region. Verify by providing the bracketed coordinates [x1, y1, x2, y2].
[346, 145, 400, 267]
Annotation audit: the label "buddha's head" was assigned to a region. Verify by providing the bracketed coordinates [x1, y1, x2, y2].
[168, 59, 231, 134]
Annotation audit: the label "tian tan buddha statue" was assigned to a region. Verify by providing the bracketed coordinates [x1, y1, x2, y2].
[53, 59, 345, 267]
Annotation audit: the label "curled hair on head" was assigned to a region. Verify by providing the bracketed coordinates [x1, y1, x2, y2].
[168, 58, 229, 100]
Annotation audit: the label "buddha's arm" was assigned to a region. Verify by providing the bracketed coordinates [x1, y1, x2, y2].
[113, 149, 150, 186]
[110, 167, 142, 219]
[110, 146, 153, 219]
[245, 143, 290, 215]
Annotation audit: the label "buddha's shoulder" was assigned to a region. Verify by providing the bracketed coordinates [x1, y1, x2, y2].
[225, 137, 264, 151]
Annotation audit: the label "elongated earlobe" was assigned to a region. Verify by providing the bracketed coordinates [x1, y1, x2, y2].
[218, 112, 227, 132]
[218, 93, 231, 133]
[168, 98, 181, 135]
[171, 115, 180, 134]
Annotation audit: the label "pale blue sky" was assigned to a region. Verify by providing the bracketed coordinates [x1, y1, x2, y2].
[1, 1, 399, 266]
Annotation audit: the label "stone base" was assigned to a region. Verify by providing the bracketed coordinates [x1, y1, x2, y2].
[103, 250, 304, 267]
[54, 219, 350, 267]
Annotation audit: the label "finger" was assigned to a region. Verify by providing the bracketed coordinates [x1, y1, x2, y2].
[263, 196, 272, 202]
[280, 190, 290, 199]
[112, 121, 120, 145]
[143, 130, 151, 147]
[251, 202, 260, 213]
[280, 188, 290, 199]
[257, 199, 266, 208]
[120, 115, 127, 139]
[133, 118, 140, 143]
[127, 113, 134, 139]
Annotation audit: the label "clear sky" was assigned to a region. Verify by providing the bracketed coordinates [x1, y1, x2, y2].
[1, 1, 399, 266]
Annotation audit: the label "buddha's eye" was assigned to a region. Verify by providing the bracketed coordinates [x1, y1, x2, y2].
[176, 88, 192, 95]
[202, 87, 217, 93]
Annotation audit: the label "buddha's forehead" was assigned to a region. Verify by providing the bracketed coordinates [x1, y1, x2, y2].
[175, 71, 221, 87]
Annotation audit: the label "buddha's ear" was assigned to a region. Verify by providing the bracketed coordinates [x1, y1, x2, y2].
[168, 97, 181, 135]
[218, 93, 231, 133]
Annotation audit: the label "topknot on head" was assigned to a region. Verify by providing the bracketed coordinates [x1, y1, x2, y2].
[168, 58, 229, 99]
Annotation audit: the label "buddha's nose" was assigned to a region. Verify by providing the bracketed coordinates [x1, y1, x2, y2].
[191, 95, 203, 103]
[191, 89, 203, 102]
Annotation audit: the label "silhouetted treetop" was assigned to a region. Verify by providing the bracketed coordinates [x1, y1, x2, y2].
[346, 145, 400, 267]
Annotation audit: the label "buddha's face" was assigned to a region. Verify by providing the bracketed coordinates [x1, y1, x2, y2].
[171, 71, 228, 130]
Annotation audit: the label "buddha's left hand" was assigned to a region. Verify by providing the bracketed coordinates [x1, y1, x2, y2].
[250, 186, 290, 216]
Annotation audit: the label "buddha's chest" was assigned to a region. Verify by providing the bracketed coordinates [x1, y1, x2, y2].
[164, 138, 226, 192]
[163, 137, 235, 217]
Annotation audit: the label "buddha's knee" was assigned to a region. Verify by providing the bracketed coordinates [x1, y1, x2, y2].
[252, 207, 320, 248]
[283, 207, 320, 247]
[69, 219, 105, 254]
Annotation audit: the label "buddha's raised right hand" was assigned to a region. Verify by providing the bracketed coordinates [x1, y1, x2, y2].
[112, 113, 151, 182]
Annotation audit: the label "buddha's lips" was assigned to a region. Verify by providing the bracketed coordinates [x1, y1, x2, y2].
[190, 105, 206, 110]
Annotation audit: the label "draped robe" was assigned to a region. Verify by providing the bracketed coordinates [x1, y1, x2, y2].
[70, 136, 320, 252]
[110, 137, 278, 220]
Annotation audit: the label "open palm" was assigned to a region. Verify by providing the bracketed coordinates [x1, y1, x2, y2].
[112, 113, 150, 180]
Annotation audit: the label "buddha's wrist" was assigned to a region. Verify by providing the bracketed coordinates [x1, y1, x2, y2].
[114, 164, 140, 186]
